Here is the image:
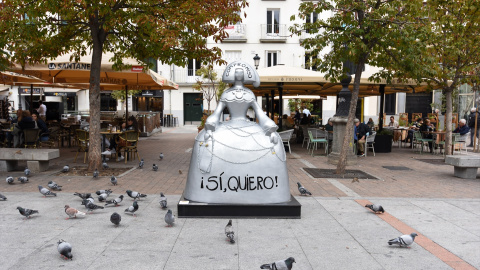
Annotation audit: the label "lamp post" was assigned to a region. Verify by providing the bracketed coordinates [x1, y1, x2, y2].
[253, 54, 260, 70]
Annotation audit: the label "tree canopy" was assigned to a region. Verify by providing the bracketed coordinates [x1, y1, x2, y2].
[0, 0, 247, 170]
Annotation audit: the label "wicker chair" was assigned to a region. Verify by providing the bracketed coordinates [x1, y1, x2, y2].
[39, 127, 57, 149]
[23, 129, 41, 149]
[118, 130, 140, 164]
[74, 129, 89, 163]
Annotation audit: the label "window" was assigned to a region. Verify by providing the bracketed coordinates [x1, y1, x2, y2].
[188, 58, 201, 76]
[385, 93, 396, 115]
[304, 52, 318, 71]
[101, 94, 118, 111]
[267, 51, 278, 67]
[224, 51, 242, 64]
[305, 12, 318, 33]
[267, 9, 280, 34]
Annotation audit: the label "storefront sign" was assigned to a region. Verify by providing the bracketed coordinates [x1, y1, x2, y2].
[48, 62, 91, 70]
[131, 66, 143, 72]
[18, 87, 43, 94]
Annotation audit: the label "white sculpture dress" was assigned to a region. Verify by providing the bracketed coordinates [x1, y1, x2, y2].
[184, 61, 290, 204]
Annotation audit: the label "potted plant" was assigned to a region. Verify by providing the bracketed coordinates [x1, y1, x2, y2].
[198, 114, 208, 133]
[374, 128, 393, 153]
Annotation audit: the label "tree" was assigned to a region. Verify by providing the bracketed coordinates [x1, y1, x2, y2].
[0, 0, 248, 170]
[192, 64, 227, 112]
[290, 0, 424, 174]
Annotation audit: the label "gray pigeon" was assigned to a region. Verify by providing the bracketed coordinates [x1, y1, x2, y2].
[93, 169, 99, 179]
[57, 240, 73, 260]
[24, 167, 30, 176]
[0, 193, 6, 200]
[138, 159, 144, 169]
[110, 176, 117, 186]
[160, 193, 167, 209]
[18, 176, 28, 184]
[48, 181, 62, 191]
[297, 182, 312, 196]
[62, 165, 70, 173]
[85, 201, 104, 213]
[105, 195, 124, 207]
[102, 162, 109, 170]
[17, 206, 39, 219]
[124, 201, 139, 217]
[153, 164, 158, 171]
[365, 204, 385, 213]
[81, 198, 95, 207]
[159, 153, 164, 160]
[38, 185, 56, 197]
[260, 257, 296, 270]
[126, 190, 147, 200]
[110, 212, 121, 226]
[95, 189, 112, 195]
[165, 209, 175, 227]
[388, 233, 418, 247]
[74, 192, 92, 200]
[225, 219, 235, 244]
[6, 176, 14, 184]
[98, 193, 108, 202]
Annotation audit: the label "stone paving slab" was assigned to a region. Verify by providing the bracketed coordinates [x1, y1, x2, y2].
[1, 193, 479, 269]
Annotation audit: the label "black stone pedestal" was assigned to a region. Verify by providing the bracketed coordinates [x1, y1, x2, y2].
[177, 194, 301, 219]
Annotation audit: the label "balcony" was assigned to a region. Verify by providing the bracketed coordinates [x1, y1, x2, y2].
[260, 24, 287, 43]
[173, 68, 225, 84]
[222, 24, 247, 43]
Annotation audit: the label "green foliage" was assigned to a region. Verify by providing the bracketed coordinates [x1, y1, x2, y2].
[110, 90, 142, 103]
[377, 128, 393, 136]
[192, 64, 228, 111]
[287, 99, 313, 113]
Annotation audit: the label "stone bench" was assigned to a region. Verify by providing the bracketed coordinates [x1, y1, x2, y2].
[0, 149, 60, 172]
[445, 155, 480, 179]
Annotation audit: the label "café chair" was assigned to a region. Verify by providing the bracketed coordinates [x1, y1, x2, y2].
[74, 129, 89, 163]
[23, 129, 41, 149]
[307, 130, 328, 156]
[278, 129, 294, 154]
[119, 130, 140, 164]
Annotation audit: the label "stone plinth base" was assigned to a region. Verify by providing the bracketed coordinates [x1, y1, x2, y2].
[328, 116, 357, 165]
[177, 194, 301, 219]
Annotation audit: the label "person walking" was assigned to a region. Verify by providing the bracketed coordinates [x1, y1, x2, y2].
[467, 108, 480, 147]
[37, 100, 47, 121]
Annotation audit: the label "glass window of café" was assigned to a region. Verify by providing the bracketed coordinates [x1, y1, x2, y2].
[101, 93, 118, 111]
[133, 90, 163, 112]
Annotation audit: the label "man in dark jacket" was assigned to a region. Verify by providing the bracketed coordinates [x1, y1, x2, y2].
[467, 108, 479, 146]
[354, 118, 371, 156]
[454, 119, 470, 135]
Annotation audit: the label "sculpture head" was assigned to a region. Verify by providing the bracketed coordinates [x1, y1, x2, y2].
[222, 61, 260, 88]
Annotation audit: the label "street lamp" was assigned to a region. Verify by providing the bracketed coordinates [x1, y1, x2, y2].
[253, 54, 260, 70]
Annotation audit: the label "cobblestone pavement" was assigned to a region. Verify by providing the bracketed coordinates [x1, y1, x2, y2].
[0, 126, 479, 269]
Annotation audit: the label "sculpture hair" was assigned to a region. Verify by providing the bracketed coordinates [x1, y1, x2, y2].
[222, 61, 260, 88]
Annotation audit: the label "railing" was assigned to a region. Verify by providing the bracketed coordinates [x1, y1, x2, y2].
[173, 68, 225, 84]
[224, 24, 246, 40]
[260, 24, 287, 40]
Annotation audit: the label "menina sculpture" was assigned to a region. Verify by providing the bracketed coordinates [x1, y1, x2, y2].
[184, 61, 290, 204]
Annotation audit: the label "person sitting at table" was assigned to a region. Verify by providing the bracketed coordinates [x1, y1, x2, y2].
[12, 110, 36, 147]
[419, 118, 435, 153]
[354, 118, 370, 156]
[102, 116, 139, 161]
[366, 118, 375, 129]
[454, 119, 470, 135]
[406, 118, 423, 147]
[388, 116, 402, 142]
[325, 118, 333, 132]
[281, 114, 294, 130]
[31, 111, 49, 142]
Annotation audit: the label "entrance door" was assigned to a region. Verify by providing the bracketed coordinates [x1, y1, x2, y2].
[184, 93, 203, 124]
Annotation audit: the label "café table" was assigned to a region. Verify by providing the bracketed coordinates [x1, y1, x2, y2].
[100, 130, 123, 162]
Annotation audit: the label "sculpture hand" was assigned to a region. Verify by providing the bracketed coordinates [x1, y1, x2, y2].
[204, 129, 213, 141]
[270, 133, 278, 144]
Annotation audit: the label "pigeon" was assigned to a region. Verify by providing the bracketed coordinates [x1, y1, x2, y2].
[74, 192, 92, 200]
[138, 159, 144, 168]
[178, 170, 182, 174]
[48, 181, 62, 191]
[124, 201, 139, 217]
[18, 176, 28, 184]
[159, 193, 167, 209]
[110, 176, 117, 186]
[38, 185, 57, 197]
[93, 169, 99, 179]
[24, 167, 30, 176]
[388, 232, 418, 247]
[105, 195, 124, 207]
[352, 177, 360, 183]
[260, 257, 296, 270]
[57, 240, 73, 260]
[365, 204, 385, 214]
[102, 162, 109, 169]
[165, 209, 175, 227]
[153, 164, 158, 171]
[98, 193, 108, 202]
[126, 190, 147, 200]
[159, 153, 164, 160]
[0, 193, 6, 200]
[62, 165, 70, 173]
[17, 206, 39, 219]
[110, 212, 121, 226]
[95, 189, 112, 195]
[225, 219, 235, 244]
[297, 182, 312, 196]
[64, 205, 86, 219]
[6, 176, 14, 184]
[85, 201, 104, 213]
[81, 198, 95, 207]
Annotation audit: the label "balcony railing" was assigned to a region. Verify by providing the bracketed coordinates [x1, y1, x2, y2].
[173, 68, 226, 84]
[223, 24, 247, 41]
[260, 24, 287, 42]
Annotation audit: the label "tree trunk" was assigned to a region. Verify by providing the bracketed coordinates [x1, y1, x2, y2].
[444, 88, 453, 155]
[336, 62, 364, 175]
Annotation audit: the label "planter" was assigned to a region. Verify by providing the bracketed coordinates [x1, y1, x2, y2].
[374, 134, 393, 153]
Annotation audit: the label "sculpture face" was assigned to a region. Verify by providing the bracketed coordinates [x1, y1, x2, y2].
[234, 68, 244, 82]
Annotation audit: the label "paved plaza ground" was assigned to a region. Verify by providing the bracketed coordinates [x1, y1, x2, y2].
[0, 126, 479, 269]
